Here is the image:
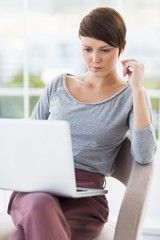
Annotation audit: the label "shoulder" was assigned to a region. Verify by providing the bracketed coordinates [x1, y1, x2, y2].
[47, 73, 66, 88]
[45, 73, 67, 95]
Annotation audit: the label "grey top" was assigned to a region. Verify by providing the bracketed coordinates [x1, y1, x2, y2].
[31, 73, 157, 176]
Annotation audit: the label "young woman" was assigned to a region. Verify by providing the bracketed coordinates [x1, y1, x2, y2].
[8, 7, 157, 240]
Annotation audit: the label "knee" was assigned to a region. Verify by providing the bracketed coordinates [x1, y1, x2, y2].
[26, 193, 59, 218]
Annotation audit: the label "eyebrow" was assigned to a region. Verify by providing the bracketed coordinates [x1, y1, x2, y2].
[82, 45, 111, 48]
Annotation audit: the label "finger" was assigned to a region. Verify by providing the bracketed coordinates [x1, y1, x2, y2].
[122, 62, 133, 77]
[121, 59, 137, 65]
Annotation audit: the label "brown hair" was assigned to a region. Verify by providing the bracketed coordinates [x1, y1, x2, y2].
[79, 7, 126, 53]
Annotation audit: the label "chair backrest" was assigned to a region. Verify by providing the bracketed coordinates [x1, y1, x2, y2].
[110, 137, 155, 240]
[111, 137, 133, 186]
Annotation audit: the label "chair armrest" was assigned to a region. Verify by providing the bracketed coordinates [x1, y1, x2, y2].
[113, 160, 155, 240]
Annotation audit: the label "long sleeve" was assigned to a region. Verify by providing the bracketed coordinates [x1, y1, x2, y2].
[129, 91, 157, 164]
[30, 75, 61, 119]
[31, 85, 50, 119]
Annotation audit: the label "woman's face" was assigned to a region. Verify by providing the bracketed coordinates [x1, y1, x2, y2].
[81, 36, 121, 77]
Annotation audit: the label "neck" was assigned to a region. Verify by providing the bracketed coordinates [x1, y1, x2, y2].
[82, 71, 123, 88]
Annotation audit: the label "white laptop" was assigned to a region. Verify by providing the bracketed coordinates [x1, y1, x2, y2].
[0, 119, 108, 198]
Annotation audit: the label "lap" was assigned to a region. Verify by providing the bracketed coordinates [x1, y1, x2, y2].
[8, 169, 109, 240]
[59, 195, 108, 240]
[9, 192, 108, 240]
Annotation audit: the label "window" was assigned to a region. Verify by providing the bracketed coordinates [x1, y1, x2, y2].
[0, 1, 160, 226]
[0, 0, 159, 130]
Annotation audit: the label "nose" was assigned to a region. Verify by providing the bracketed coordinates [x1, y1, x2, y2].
[91, 51, 101, 63]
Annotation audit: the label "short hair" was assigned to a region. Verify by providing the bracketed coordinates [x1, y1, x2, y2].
[79, 7, 126, 52]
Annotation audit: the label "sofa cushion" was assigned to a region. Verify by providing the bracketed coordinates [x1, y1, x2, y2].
[0, 214, 15, 240]
[0, 214, 115, 240]
[93, 221, 115, 240]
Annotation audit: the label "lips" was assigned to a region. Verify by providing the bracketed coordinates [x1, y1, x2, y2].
[92, 66, 103, 71]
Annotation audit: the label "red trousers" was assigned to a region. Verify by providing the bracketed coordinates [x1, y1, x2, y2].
[8, 169, 109, 240]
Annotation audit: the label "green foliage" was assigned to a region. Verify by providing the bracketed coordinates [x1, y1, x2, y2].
[143, 76, 160, 90]
[7, 72, 45, 88]
[143, 76, 160, 138]
[144, 76, 160, 112]
[0, 96, 23, 118]
[29, 96, 40, 115]
[0, 72, 45, 118]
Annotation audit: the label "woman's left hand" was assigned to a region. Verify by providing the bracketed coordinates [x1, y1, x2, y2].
[121, 59, 144, 91]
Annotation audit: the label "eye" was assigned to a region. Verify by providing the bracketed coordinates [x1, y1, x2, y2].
[83, 48, 92, 52]
[101, 49, 110, 52]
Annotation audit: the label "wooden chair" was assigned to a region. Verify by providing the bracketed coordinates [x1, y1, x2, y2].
[93, 137, 155, 240]
[0, 138, 155, 240]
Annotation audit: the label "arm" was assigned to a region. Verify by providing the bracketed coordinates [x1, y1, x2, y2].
[121, 59, 157, 164]
[30, 76, 59, 119]
[31, 85, 50, 119]
[121, 59, 150, 130]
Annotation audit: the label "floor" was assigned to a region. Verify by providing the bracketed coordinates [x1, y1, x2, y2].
[142, 228, 160, 240]
[143, 236, 160, 240]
